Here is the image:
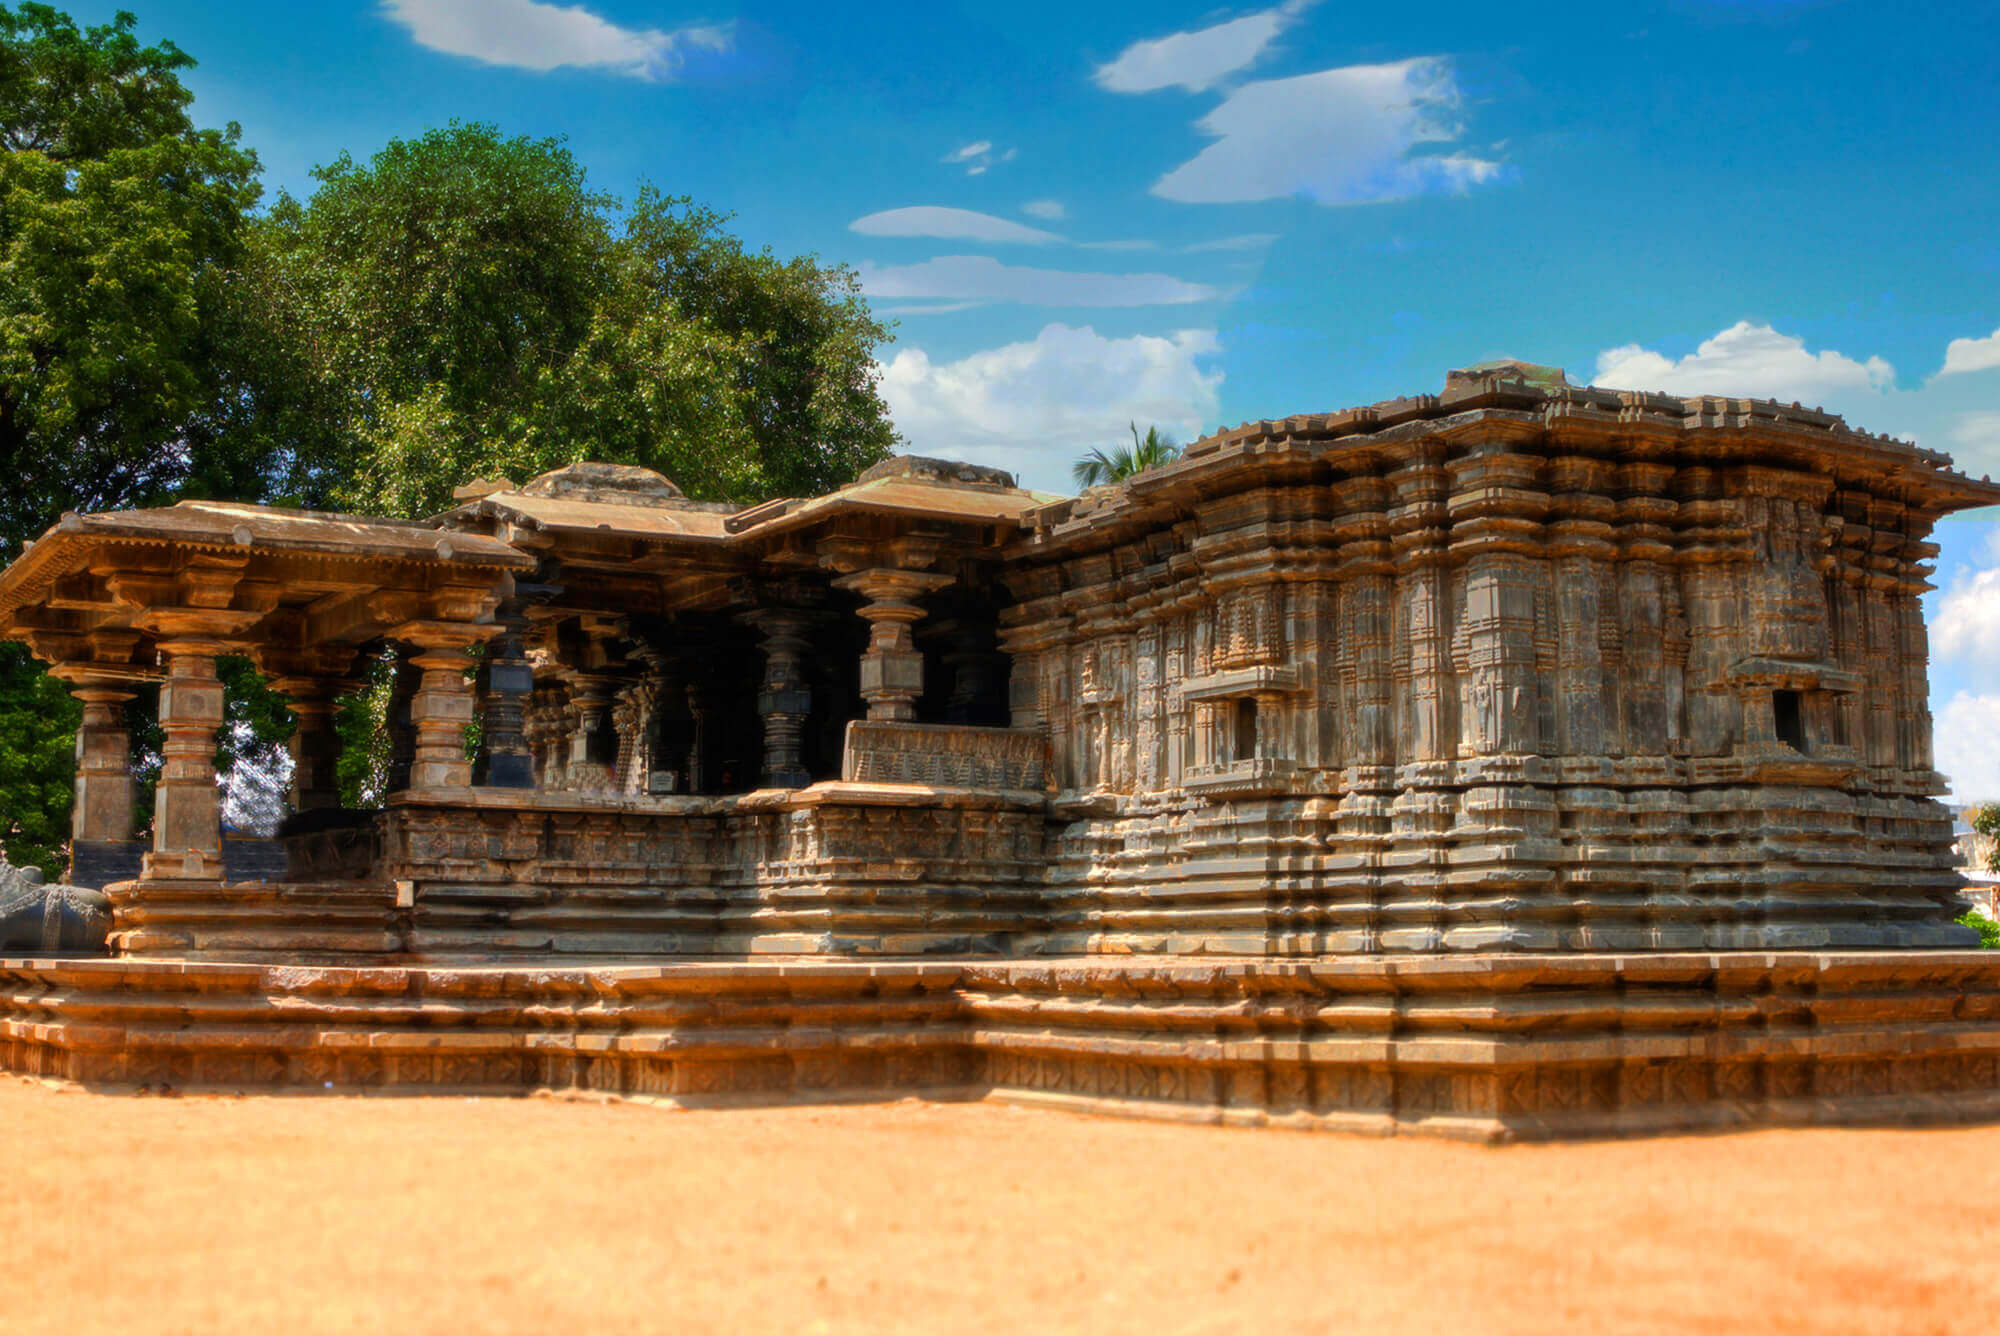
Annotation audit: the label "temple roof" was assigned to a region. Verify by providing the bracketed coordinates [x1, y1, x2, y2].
[1021, 361, 2000, 539]
[1178, 361, 2000, 495]
[724, 457, 1055, 539]
[0, 500, 531, 621]
[437, 454, 1055, 550]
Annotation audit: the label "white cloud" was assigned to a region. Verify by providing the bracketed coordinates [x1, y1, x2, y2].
[943, 141, 991, 163]
[1022, 200, 1066, 221]
[1941, 327, 2000, 378]
[856, 255, 1221, 308]
[381, 0, 728, 79]
[850, 207, 1062, 245]
[879, 323, 1223, 492]
[1953, 412, 2000, 464]
[1151, 58, 1502, 205]
[1593, 321, 1895, 403]
[1095, 2, 1313, 94]
[1937, 692, 2000, 802]
[1935, 562, 2000, 665]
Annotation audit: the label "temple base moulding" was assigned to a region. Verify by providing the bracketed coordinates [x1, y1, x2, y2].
[5, 950, 2000, 1143]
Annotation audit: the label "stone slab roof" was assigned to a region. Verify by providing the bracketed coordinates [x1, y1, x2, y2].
[1022, 362, 2000, 539]
[449, 491, 736, 543]
[1181, 362, 2000, 493]
[724, 472, 1053, 539]
[0, 500, 532, 621]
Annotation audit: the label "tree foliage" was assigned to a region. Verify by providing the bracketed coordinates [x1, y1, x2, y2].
[1968, 802, 2000, 873]
[0, 640, 77, 874]
[0, 4, 260, 874]
[0, 3, 262, 552]
[241, 123, 896, 518]
[1072, 422, 1182, 489]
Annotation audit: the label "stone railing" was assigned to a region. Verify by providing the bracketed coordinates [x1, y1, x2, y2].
[841, 721, 1046, 792]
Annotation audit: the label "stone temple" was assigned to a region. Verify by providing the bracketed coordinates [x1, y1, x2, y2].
[5, 360, 2000, 1140]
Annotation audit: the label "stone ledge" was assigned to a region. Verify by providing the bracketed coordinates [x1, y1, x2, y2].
[7, 950, 2000, 1143]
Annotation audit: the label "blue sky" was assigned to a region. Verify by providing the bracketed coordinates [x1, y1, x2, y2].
[57, 0, 2000, 795]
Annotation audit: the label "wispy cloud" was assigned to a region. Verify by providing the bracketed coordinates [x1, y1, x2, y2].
[942, 140, 1015, 176]
[879, 324, 1223, 492]
[856, 255, 1221, 308]
[851, 207, 1062, 246]
[874, 300, 989, 318]
[1181, 233, 1279, 253]
[382, 0, 729, 79]
[1022, 199, 1066, 221]
[1095, 1, 1314, 94]
[1152, 59, 1501, 205]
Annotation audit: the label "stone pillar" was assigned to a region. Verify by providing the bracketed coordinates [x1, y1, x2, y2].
[398, 627, 491, 791]
[473, 602, 536, 789]
[834, 569, 953, 722]
[385, 650, 420, 793]
[936, 617, 1002, 725]
[564, 674, 619, 792]
[1389, 449, 1454, 765]
[684, 683, 709, 794]
[66, 681, 135, 843]
[273, 678, 343, 813]
[747, 609, 815, 789]
[143, 645, 226, 881]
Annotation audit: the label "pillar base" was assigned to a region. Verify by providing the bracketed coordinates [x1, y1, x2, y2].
[69, 840, 145, 891]
[141, 849, 225, 882]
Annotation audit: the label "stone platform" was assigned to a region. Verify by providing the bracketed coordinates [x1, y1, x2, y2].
[6, 951, 2000, 1142]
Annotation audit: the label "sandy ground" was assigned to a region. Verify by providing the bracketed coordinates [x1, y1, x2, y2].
[5, 1080, 1998, 1335]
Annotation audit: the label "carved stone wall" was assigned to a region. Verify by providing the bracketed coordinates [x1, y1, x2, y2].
[1001, 392, 1975, 955]
[842, 721, 1046, 791]
[111, 787, 1049, 959]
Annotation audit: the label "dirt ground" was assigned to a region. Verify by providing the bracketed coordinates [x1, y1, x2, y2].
[5, 1079, 1997, 1335]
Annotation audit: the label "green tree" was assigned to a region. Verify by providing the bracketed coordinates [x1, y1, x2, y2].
[0, 4, 262, 874]
[241, 123, 896, 518]
[0, 3, 263, 547]
[0, 641, 78, 874]
[1072, 422, 1182, 489]
[1967, 803, 2000, 874]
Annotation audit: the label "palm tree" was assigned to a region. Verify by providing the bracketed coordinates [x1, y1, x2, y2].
[1072, 422, 1182, 489]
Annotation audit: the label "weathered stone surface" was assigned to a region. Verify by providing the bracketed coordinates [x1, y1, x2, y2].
[4, 951, 2000, 1142]
[842, 721, 1046, 791]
